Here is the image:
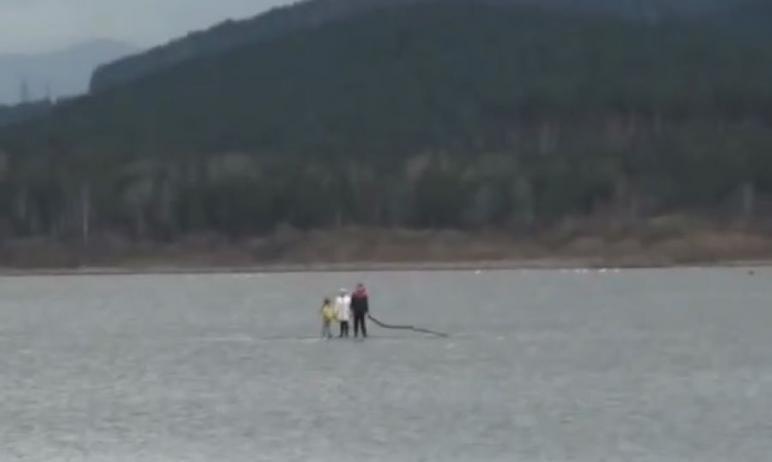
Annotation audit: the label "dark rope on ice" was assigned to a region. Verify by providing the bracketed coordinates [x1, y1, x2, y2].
[367, 314, 449, 338]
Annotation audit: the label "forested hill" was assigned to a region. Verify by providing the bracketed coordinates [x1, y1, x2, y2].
[10, 2, 772, 156]
[708, 0, 772, 40]
[0, 1, 771, 240]
[90, 0, 763, 93]
[0, 101, 52, 127]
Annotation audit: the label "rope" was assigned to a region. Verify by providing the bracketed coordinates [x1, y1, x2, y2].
[367, 314, 449, 338]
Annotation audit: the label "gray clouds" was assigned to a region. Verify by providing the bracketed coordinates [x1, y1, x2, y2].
[0, 0, 290, 52]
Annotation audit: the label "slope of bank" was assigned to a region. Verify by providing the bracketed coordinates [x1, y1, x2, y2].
[1, 217, 771, 272]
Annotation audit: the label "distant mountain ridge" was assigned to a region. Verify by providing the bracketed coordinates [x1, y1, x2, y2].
[0, 39, 137, 104]
[90, 0, 760, 93]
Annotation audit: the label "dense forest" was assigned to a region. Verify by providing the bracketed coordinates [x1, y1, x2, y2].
[0, 0, 771, 245]
[0, 101, 52, 128]
[90, 0, 765, 92]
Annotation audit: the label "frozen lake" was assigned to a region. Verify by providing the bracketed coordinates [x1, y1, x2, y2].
[1, 268, 771, 461]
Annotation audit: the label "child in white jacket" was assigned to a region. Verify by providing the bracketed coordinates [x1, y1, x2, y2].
[334, 289, 351, 338]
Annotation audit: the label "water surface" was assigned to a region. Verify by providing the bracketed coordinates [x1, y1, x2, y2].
[0, 268, 770, 461]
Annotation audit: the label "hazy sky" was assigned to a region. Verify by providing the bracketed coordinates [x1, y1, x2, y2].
[0, 0, 293, 53]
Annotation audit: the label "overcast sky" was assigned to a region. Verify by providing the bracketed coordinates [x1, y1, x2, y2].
[0, 0, 293, 54]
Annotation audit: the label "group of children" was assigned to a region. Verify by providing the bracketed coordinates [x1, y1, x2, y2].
[321, 283, 370, 339]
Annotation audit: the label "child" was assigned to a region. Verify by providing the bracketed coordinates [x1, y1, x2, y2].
[320, 298, 336, 339]
[334, 288, 351, 338]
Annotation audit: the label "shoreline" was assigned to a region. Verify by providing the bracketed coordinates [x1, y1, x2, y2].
[1, 222, 771, 276]
[1, 258, 769, 277]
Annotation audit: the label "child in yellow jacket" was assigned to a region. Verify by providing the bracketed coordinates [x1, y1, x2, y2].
[320, 298, 336, 339]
